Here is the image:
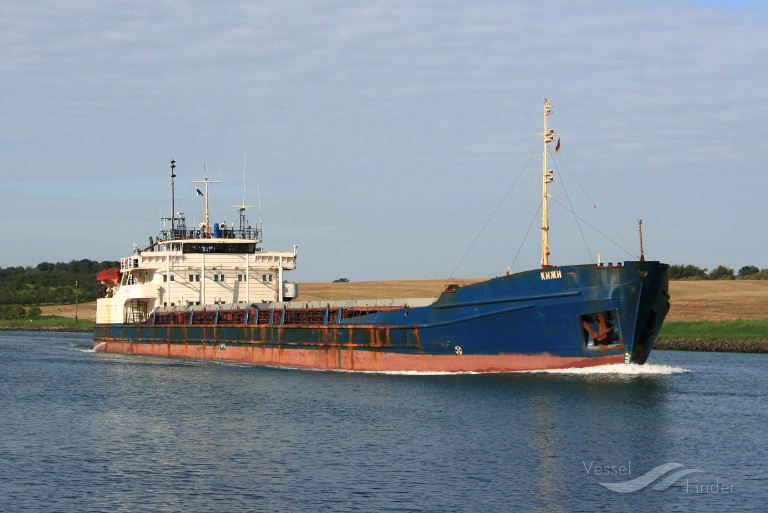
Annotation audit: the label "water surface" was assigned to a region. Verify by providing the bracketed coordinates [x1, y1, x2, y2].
[0, 332, 764, 512]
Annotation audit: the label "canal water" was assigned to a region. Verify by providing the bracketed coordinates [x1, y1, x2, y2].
[0, 331, 765, 512]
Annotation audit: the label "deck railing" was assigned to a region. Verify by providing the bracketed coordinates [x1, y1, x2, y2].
[150, 305, 404, 327]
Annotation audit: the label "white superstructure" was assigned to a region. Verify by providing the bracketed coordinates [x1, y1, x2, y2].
[96, 162, 298, 325]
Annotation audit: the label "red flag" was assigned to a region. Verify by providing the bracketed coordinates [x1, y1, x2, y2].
[555, 138, 561, 154]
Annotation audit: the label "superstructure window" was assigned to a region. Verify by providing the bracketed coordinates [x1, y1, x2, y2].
[182, 243, 256, 254]
[189, 274, 200, 282]
[262, 274, 273, 282]
[213, 274, 225, 282]
[237, 274, 246, 282]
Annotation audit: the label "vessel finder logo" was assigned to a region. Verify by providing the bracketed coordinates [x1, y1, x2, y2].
[584, 461, 704, 493]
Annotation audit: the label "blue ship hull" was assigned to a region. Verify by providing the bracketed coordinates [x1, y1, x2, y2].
[94, 260, 669, 372]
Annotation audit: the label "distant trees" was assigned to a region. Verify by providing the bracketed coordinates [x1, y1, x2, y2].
[738, 265, 760, 278]
[0, 259, 119, 306]
[749, 269, 768, 280]
[0, 305, 41, 319]
[669, 264, 767, 281]
[669, 264, 708, 280]
[709, 265, 735, 280]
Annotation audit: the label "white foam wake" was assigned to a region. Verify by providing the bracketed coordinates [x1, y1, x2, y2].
[529, 363, 691, 376]
[322, 364, 690, 376]
[68, 343, 99, 353]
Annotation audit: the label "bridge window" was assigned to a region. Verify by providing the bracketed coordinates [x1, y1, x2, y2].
[182, 243, 256, 254]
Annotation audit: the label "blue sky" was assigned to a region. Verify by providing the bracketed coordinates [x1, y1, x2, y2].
[2, 0, 766, 282]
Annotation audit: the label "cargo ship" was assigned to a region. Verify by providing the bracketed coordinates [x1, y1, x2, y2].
[93, 100, 670, 372]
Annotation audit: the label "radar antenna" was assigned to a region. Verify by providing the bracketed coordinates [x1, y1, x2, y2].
[232, 154, 254, 238]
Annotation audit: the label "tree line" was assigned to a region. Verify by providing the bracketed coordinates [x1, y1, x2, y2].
[0, 259, 119, 309]
[669, 264, 768, 280]
[0, 305, 42, 320]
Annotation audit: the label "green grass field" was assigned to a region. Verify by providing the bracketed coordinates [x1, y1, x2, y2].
[0, 316, 94, 332]
[658, 319, 768, 342]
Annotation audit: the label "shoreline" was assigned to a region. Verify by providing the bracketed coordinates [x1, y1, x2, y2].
[0, 326, 92, 333]
[655, 339, 768, 353]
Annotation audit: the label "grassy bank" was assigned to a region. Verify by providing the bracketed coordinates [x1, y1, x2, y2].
[0, 316, 94, 332]
[658, 319, 768, 342]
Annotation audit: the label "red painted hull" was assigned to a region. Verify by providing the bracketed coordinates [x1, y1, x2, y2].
[93, 340, 625, 373]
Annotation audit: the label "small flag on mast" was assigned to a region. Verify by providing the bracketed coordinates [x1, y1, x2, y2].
[196, 187, 204, 197]
[555, 137, 561, 154]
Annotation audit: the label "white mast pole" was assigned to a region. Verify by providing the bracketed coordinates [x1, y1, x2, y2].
[232, 156, 253, 238]
[204, 179, 210, 235]
[539, 99, 557, 268]
[192, 175, 221, 236]
[170, 160, 176, 232]
[166, 250, 171, 306]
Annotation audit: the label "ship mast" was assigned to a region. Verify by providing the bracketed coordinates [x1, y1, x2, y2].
[192, 176, 221, 236]
[536, 99, 558, 268]
[170, 159, 176, 232]
[232, 155, 253, 238]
